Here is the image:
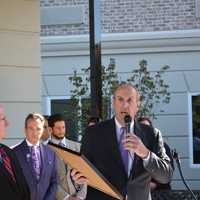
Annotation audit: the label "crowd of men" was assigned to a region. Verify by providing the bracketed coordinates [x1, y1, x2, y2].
[0, 83, 173, 200]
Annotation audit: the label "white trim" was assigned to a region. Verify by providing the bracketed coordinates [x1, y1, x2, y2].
[196, 0, 200, 18]
[45, 95, 90, 134]
[188, 92, 200, 168]
[41, 29, 200, 56]
[46, 96, 71, 115]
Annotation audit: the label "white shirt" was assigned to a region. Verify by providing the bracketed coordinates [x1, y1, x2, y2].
[26, 139, 40, 147]
[51, 136, 67, 146]
[114, 117, 150, 177]
[114, 117, 134, 176]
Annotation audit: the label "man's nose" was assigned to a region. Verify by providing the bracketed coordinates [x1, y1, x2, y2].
[123, 101, 129, 108]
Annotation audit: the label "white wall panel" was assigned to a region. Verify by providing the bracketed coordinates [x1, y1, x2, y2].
[154, 93, 188, 115]
[185, 71, 200, 92]
[41, 31, 200, 189]
[165, 137, 189, 158]
[0, 0, 41, 146]
[172, 159, 200, 180]
[0, 31, 40, 67]
[1, 102, 41, 139]
[0, 67, 41, 101]
[42, 56, 90, 75]
[154, 115, 188, 136]
[0, 0, 40, 32]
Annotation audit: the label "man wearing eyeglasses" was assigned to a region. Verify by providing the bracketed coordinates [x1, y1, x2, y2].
[0, 105, 30, 200]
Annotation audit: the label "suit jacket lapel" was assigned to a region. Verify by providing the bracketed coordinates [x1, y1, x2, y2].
[39, 144, 45, 181]
[108, 118, 128, 178]
[21, 140, 38, 182]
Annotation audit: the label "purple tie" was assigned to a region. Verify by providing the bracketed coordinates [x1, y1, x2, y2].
[31, 146, 41, 180]
[119, 127, 129, 174]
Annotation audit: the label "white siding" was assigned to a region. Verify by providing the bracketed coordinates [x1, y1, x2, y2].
[0, 0, 41, 141]
[41, 30, 200, 189]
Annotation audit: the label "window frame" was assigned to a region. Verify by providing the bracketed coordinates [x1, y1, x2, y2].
[188, 92, 200, 168]
[46, 96, 71, 115]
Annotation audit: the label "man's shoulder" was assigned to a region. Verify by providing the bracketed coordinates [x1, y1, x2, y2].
[83, 118, 115, 145]
[12, 140, 25, 151]
[0, 143, 9, 149]
[88, 118, 114, 131]
[65, 137, 81, 152]
[0, 143, 21, 164]
[41, 143, 55, 154]
[0, 143, 12, 153]
[137, 121, 155, 135]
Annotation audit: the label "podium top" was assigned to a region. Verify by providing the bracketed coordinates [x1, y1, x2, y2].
[48, 142, 123, 200]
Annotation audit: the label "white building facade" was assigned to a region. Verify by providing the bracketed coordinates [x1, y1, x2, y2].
[0, 0, 42, 146]
[40, 0, 200, 189]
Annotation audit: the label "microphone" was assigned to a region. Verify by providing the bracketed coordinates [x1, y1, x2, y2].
[172, 149, 198, 200]
[124, 115, 135, 162]
[124, 115, 132, 133]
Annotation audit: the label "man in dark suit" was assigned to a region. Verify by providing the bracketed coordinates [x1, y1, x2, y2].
[81, 83, 173, 200]
[0, 105, 30, 200]
[13, 113, 58, 200]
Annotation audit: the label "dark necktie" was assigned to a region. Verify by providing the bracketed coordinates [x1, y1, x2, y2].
[119, 127, 129, 174]
[0, 147, 16, 183]
[31, 146, 41, 180]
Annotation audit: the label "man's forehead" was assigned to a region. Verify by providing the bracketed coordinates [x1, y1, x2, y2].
[115, 94, 135, 99]
[115, 87, 137, 97]
[54, 121, 65, 126]
[27, 118, 43, 125]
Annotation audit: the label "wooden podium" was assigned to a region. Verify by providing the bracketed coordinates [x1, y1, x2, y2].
[48, 142, 123, 200]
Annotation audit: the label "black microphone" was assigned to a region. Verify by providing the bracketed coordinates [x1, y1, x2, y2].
[124, 115, 135, 162]
[124, 115, 132, 133]
[172, 149, 198, 200]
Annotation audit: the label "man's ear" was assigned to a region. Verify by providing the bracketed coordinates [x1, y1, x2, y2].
[48, 127, 53, 133]
[136, 100, 140, 113]
[47, 127, 52, 134]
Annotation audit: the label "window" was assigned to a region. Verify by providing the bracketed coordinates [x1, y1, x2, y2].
[46, 96, 90, 142]
[188, 93, 200, 167]
[46, 96, 112, 141]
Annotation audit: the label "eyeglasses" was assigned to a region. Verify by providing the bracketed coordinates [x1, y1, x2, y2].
[0, 116, 7, 122]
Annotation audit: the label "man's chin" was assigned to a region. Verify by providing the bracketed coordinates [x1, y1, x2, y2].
[53, 135, 65, 140]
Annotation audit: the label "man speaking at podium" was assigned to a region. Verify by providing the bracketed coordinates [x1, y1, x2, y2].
[81, 83, 173, 200]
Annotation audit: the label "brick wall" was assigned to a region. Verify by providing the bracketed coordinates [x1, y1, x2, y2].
[40, 0, 200, 36]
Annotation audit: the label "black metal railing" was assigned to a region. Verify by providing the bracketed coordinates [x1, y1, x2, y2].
[152, 190, 200, 200]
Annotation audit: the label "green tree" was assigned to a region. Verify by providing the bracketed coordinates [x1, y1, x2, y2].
[68, 58, 170, 135]
[127, 59, 170, 119]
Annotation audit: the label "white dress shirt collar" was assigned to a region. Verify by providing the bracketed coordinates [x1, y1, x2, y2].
[26, 139, 40, 147]
[114, 117, 134, 132]
[51, 136, 67, 146]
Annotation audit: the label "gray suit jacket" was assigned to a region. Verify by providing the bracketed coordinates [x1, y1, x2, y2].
[50, 137, 87, 200]
[81, 118, 173, 200]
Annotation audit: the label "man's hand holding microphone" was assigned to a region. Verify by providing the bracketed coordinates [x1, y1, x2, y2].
[123, 115, 150, 159]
